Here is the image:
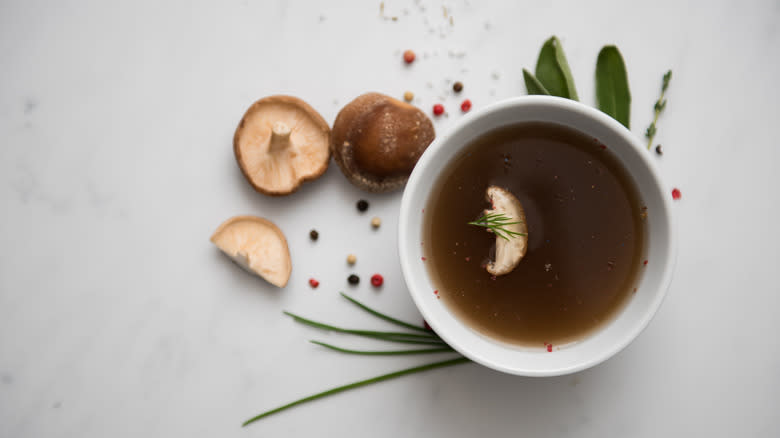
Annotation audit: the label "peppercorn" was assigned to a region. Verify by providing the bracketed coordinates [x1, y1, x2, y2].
[460, 99, 472, 112]
[309, 229, 319, 241]
[371, 217, 381, 228]
[453, 81, 463, 92]
[403, 50, 416, 64]
[432, 104, 444, 116]
[371, 274, 384, 287]
[655, 144, 663, 156]
[346, 254, 357, 265]
[309, 278, 320, 288]
[356, 199, 369, 212]
[348, 274, 360, 285]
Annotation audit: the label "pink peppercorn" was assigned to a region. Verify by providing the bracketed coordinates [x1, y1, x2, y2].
[309, 278, 319, 288]
[403, 50, 416, 64]
[371, 274, 384, 287]
[460, 99, 472, 112]
[672, 188, 682, 200]
[432, 104, 444, 116]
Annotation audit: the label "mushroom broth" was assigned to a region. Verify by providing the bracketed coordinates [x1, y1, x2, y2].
[423, 122, 645, 346]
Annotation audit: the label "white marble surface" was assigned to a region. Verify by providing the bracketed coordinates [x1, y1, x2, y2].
[1, 0, 779, 436]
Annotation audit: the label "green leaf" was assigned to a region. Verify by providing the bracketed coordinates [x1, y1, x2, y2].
[523, 69, 551, 95]
[535, 36, 578, 100]
[595, 45, 631, 128]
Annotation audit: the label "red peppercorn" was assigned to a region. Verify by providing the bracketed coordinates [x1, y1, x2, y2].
[309, 278, 319, 288]
[672, 188, 682, 200]
[403, 50, 415, 64]
[432, 104, 444, 116]
[423, 320, 432, 331]
[547, 344, 553, 352]
[370, 274, 383, 287]
[460, 99, 472, 112]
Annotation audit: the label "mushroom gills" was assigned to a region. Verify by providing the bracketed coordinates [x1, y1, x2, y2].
[234, 96, 331, 196]
[481, 186, 529, 276]
[210, 216, 292, 288]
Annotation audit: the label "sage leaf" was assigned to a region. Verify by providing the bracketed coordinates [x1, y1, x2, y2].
[535, 36, 578, 100]
[595, 45, 631, 129]
[522, 69, 550, 95]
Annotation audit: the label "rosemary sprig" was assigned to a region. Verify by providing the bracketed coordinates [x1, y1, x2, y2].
[468, 212, 526, 240]
[646, 70, 672, 149]
[309, 340, 454, 355]
[242, 357, 469, 426]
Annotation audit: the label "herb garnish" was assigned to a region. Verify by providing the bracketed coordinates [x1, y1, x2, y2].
[595, 46, 632, 129]
[468, 212, 526, 240]
[645, 70, 672, 149]
[242, 292, 467, 427]
[534, 36, 579, 100]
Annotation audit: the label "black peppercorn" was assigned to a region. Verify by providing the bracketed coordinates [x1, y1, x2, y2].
[348, 274, 360, 285]
[655, 145, 663, 156]
[309, 229, 319, 241]
[356, 199, 369, 212]
[453, 81, 463, 93]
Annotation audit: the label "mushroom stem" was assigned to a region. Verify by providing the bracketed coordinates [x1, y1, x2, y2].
[269, 121, 292, 152]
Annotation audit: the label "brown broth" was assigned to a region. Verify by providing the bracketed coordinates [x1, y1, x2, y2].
[423, 122, 645, 346]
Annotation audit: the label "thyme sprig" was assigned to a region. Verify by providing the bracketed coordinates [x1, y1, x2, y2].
[646, 70, 672, 149]
[468, 212, 526, 240]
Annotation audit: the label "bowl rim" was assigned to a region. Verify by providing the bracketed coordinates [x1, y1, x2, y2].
[398, 95, 677, 376]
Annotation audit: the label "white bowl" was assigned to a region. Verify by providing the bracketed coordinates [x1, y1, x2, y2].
[398, 96, 677, 376]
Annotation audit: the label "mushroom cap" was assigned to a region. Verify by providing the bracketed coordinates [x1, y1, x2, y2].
[485, 186, 529, 276]
[234, 95, 331, 196]
[331, 92, 435, 192]
[210, 215, 292, 287]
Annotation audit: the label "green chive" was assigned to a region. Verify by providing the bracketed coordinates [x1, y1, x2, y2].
[242, 357, 470, 427]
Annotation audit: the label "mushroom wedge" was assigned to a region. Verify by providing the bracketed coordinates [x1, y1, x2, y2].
[478, 186, 529, 276]
[210, 216, 292, 288]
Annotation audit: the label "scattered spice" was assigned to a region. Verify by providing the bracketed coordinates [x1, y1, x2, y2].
[655, 144, 663, 156]
[348, 274, 360, 285]
[371, 274, 384, 287]
[421, 256, 427, 261]
[347, 254, 357, 265]
[403, 50, 416, 64]
[357, 199, 369, 212]
[403, 91, 414, 102]
[309, 278, 320, 289]
[672, 188, 681, 200]
[460, 99, 472, 112]
[432, 103, 444, 116]
[643, 260, 649, 266]
[547, 344, 553, 352]
[423, 320, 433, 331]
[371, 217, 382, 228]
[309, 229, 319, 241]
[453, 81, 463, 92]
